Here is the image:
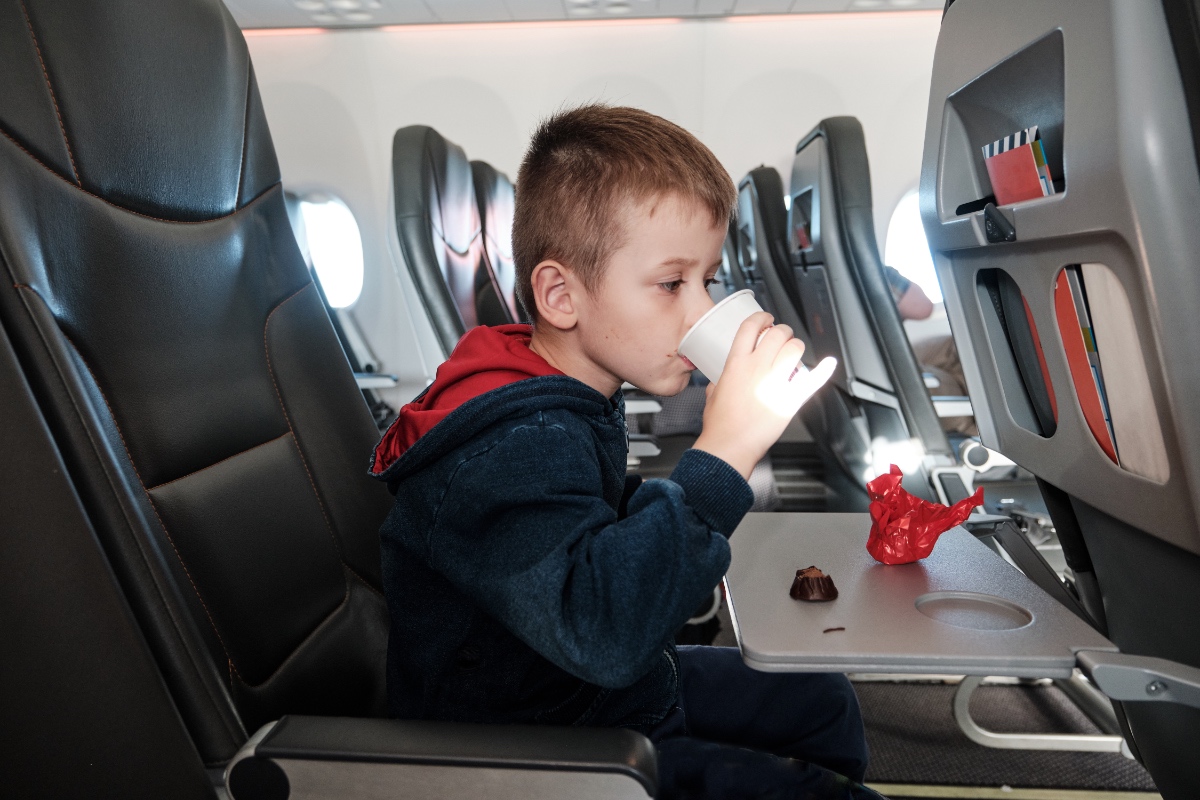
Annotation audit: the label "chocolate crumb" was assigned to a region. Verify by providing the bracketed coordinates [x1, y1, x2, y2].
[790, 565, 839, 602]
[823, 627, 846, 633]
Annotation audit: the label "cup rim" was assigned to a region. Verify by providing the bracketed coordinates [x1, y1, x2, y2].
[677, 288, 757, 354]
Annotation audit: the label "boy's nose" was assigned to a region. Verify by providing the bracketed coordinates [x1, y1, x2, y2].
[683, 290, 716, 332]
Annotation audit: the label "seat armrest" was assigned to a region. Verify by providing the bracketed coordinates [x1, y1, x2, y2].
[354, 372, 399, 390]
[1077, 651, 1200, 711]
[628, 434, 662, 459]
[931, 395, 973, 418]
[625, 399, 664, 415]
[226, 716, 656, 800]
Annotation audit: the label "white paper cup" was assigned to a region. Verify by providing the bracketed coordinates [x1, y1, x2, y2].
[678, 289, 838, 415]
[677, 289, 765, 382]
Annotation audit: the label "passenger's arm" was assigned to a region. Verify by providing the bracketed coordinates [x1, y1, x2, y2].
[426, 422, 751, 689]
[896, 283, 935, 321]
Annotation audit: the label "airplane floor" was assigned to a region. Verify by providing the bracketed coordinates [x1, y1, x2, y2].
[859, 680, 1157, 794]
[704, 604, 1157, 796]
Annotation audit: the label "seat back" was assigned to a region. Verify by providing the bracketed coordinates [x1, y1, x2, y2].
[717, 219, 746, 298]
[0, 0, 394, 765]
[922, 2, 1200, 794]
[393, 126, 486, 355]
[735, 168, 810, 342]
[737, 168, 873, 509]
[471, 159, 524, 324]
[789, 117, 953, 461]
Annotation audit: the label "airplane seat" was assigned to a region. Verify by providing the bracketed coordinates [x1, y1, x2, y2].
[470, 159, 526, 324]
[924, 1, 1200, 795]
[392, 125, 488, 356]
[788, 118, 962, 503]
[717, 219, 746, 297]
[740, 166, 902, 510]
[735, 167, 809, 337]
[0, 1, 654, 796]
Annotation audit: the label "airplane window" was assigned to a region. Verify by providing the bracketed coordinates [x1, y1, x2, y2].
[884, 190, 941, 303]
[298, 195, 364, 308]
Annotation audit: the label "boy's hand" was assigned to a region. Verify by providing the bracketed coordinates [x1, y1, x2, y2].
[692, 312, 810, 480]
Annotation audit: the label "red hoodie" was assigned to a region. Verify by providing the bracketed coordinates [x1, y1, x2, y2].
[371, 324, 564, 474]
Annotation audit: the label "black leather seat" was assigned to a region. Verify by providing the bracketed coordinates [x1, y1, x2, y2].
[787, 118, 962, 500]
[471, 159, 524, 324]
[716, 219, 746, 297]
[392, 126, 489, 355]
[734, 169, 808, 340]
[0, 2, 653, 796]
[737, 168, 876, 509]
[738, 162, 953, 506]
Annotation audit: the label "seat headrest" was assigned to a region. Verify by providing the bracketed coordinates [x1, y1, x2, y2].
[471, 161, 514, 263]
[394, 126, 480, 262]
[392, 125, 484, 340]
[744, 166, 789, 251]
[0, 0, 277, 222]
[470, 159, 520, 323]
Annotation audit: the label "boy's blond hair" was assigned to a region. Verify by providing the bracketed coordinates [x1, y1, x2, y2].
[513, 104, 736, 319]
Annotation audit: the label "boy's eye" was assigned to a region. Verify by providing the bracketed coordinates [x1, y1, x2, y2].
[658, 280, 683, 293]
[703, 278, 719, 288]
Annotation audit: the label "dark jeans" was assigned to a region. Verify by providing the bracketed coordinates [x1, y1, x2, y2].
[650, 646, 885, 800]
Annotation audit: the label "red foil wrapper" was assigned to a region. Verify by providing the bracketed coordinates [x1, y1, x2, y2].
[866, 464, 984, 565]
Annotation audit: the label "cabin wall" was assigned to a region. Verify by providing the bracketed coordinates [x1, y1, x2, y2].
[246, 12, 941, 401]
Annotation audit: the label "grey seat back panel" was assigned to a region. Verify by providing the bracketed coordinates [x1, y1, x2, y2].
[736, 169, 810, 346]
[791, 119, 951, 458]
[736, 167, 877, 507]
[921, 0, 1200, 554]
[789, 129, 890, 393]
[922, 2, 1200, 795]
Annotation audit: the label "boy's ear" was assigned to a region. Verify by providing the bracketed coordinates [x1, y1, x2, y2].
[530, 260, 579, 331]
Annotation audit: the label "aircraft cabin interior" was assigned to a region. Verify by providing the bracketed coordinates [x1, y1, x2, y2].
[4, 0, 1200, 798]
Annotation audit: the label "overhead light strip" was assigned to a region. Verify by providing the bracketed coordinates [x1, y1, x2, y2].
[243, 27, 327, 36]
[242, 9, 940, 36]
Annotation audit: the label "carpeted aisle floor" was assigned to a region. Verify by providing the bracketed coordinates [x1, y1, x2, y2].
[856, 681, 1157, 792]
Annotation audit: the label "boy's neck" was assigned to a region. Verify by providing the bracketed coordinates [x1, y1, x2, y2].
[528, 326, 622, 400]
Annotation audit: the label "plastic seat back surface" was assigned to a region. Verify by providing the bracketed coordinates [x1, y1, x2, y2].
[0, 0, 394, 764]
[790, 117, 951, 458]
[922, 2, 1200, 794]
[737, 168, 876, 509]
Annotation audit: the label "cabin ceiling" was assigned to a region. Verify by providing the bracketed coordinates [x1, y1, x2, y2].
[225, 0, 943, 29]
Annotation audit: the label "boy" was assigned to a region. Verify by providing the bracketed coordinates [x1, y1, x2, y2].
[371, 105, 882, 799]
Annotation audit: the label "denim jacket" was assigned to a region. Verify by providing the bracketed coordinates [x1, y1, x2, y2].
[371, 375, 753, 733]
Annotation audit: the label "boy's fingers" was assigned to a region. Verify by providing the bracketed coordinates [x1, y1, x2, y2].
[756, 323, 794, 356]
[766, 339, 806, 384]
[729, 312, 775, 358]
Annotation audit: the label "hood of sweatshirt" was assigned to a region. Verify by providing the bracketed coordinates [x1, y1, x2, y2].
[370, 324, 566, 475]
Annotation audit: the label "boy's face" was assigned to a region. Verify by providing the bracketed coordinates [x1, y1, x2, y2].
[573, 193, 725, 397]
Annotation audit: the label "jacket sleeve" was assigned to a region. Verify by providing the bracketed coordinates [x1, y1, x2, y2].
[424, 419, 753, 689]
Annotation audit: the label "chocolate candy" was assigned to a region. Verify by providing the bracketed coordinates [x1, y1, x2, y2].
[790, 565, 838, 602]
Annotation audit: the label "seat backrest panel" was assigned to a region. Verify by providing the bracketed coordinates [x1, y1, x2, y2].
[736, 169, 809, 343]
[922, 0, 1199, 552]
[0, 320, 214, 799]
[471, 159, 522, 324]
[736, 167, 878, 509]
[0, 0, 393, 762]
[923, 2, 1200, 794]
[791, 118, 951, 457]
[393, 125, 485, 354]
